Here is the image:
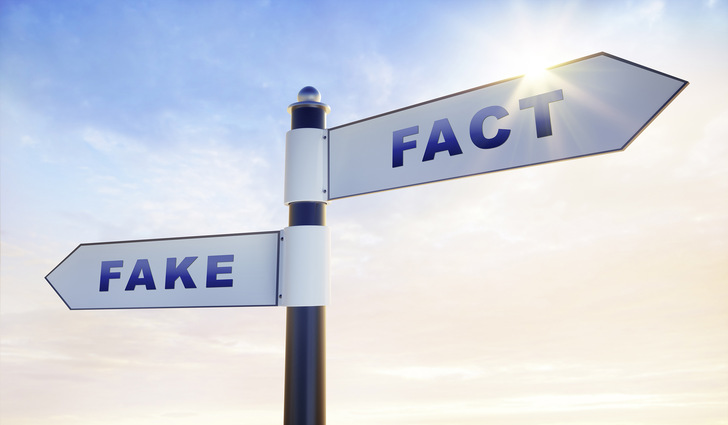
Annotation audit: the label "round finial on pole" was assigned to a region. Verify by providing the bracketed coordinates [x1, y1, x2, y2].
[298, 86, 322, 103]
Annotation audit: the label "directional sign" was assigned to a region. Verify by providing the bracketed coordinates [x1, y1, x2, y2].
[46, 231, 281, 310]
[327, 52, 688, 199]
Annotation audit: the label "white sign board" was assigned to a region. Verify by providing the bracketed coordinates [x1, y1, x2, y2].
[46, 231, 281, 309]
[327, 52, 688, 199]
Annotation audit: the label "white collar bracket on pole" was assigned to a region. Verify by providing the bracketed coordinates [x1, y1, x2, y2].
[278, 225, 331, 306]
[283, 127, 329, 204]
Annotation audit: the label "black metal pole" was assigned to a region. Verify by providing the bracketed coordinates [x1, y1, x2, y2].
[283, 87, 328, 425]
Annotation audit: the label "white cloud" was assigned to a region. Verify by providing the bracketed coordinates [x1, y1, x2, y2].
[375, 365, 483, 381]
[637, 0, 665, 24]
[82, 127, 147, 155]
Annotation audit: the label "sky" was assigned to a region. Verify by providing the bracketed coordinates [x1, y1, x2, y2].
[1, 0, 727, 424]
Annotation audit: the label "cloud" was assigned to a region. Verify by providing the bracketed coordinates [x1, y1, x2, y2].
[637, 0, 665, 24]
[375, 365, 483, 381]
[82, 127, 147, 155]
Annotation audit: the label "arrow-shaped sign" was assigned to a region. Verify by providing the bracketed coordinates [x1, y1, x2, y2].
[327, 52, 688, 199]
[46, 231, 281, 309]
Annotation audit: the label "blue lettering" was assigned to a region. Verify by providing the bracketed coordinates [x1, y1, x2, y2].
[470, 105, 511, 149]
[422, 118, 463, 162]
[392, 126, 419, 168]
[206, 255, 234, 288]
[100, 260, 123, 292]
[165, 256, 198, 289]
[125, 259, 156, 291]
[519, 89, 564, 138]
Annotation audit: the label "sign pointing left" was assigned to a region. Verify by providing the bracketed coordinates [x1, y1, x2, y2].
[46, 231, 281, 310]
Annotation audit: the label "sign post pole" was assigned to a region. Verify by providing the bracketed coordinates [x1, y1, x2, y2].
[283, 87, 330, 425]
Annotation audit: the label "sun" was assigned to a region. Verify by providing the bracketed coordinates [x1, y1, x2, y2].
[520, 54, 553, 81]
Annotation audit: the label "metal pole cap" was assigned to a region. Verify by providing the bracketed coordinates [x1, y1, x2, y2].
[287, 86, 331, 114]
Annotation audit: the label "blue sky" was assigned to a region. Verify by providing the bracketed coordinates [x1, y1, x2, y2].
[1, 1, 727, 424]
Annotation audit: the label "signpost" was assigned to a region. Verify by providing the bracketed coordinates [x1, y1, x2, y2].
[45, 231, 281, 309]
[46, 52, 688, 425]
[327, 52, 688, 199]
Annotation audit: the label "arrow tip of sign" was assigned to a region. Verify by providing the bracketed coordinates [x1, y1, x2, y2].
[44, 273, 74, 310]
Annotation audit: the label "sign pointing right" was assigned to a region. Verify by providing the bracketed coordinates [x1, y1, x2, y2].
[327, 52, 688, 200]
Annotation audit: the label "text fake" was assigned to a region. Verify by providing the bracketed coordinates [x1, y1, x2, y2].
[99, 255, 234, 291]
[392, 89, 564, 167]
